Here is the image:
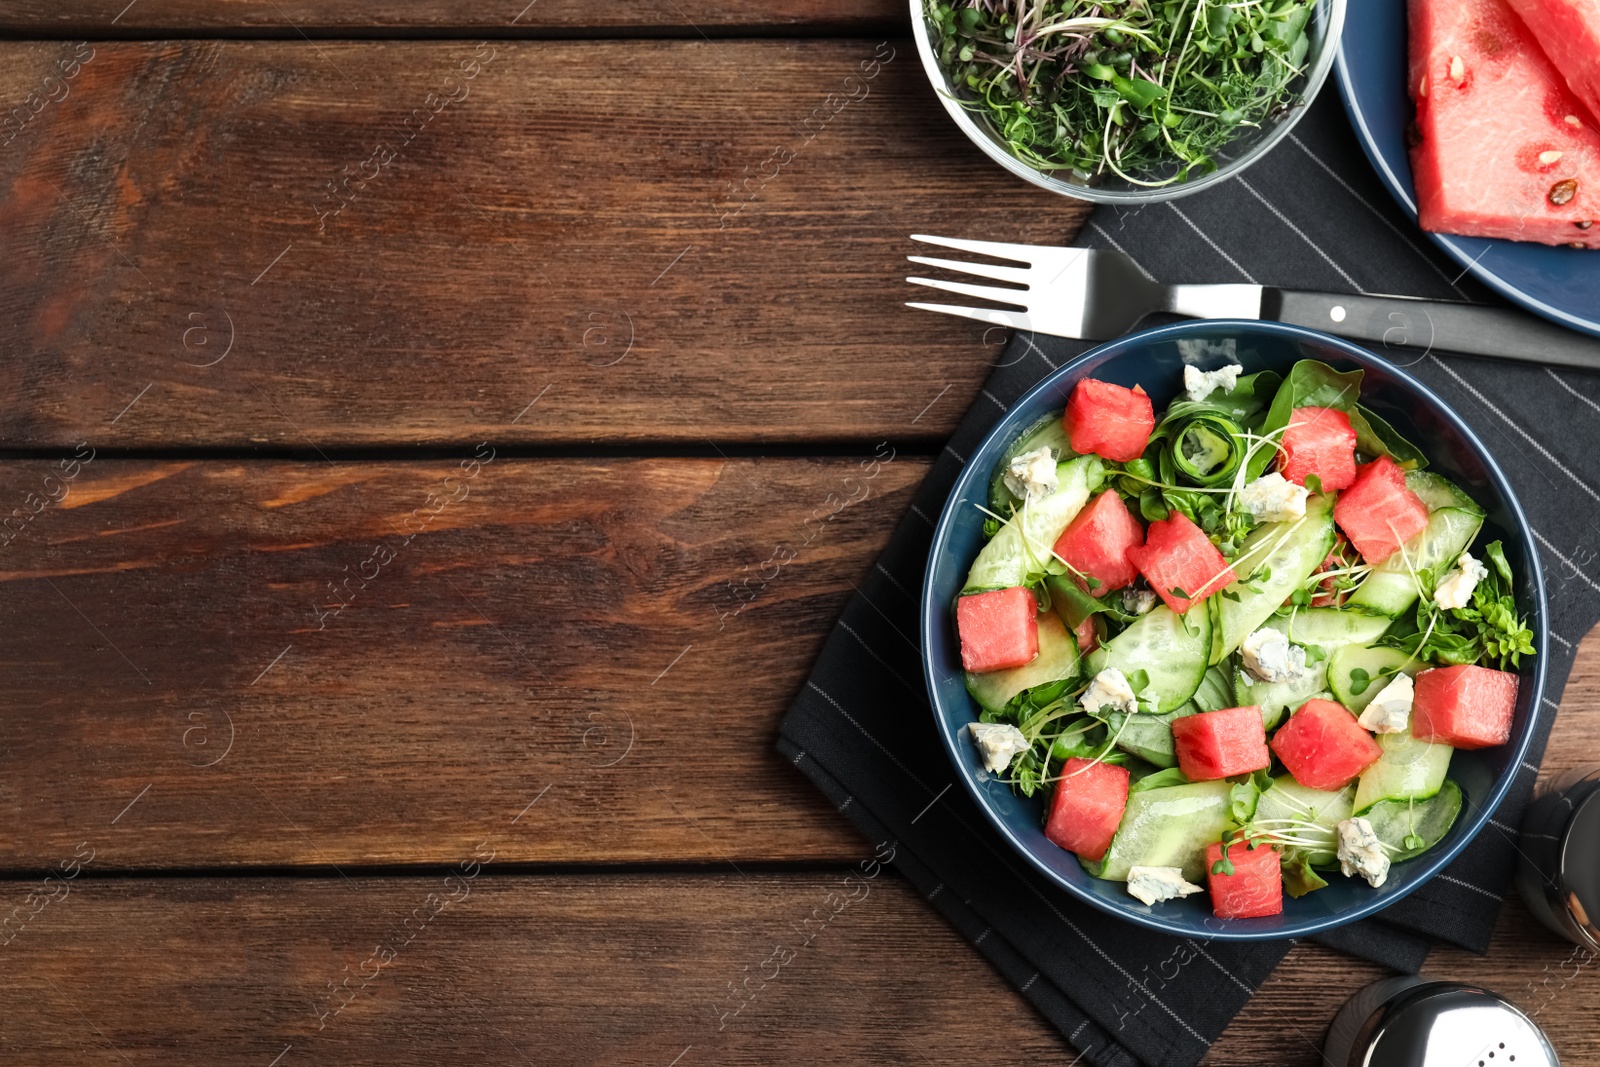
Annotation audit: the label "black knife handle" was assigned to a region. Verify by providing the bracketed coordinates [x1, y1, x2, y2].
[1262, 289, 1600, 372]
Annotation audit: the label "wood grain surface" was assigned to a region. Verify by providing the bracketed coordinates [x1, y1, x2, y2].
[0, 872, 1076, 1066]
[0, 39, 1081, 450]
[0, 455, 922, 868]
[4, 18, 1598, 1067]
[0, 872, 1594, 1065]
[0, 0, 903, 36]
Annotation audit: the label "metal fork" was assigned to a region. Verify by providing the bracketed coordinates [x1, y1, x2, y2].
[905, 234, 1600, 371]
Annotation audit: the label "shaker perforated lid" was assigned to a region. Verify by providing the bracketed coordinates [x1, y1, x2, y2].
[1325, 978, 1559, 1067]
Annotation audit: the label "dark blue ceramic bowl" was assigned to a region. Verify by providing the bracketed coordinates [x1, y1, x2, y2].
[920, 320, 1548, 939]
[1335, 0, 1600, 337]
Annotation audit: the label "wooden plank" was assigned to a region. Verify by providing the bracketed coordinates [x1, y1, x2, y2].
[0, 455, 920, 869]
[0, 39, 1082, 449]
[3, 450, 1596, 871]
[1, 871, 1595, 1065]
[0, 0, 901, 36]
[0, 871, 1076, 1065]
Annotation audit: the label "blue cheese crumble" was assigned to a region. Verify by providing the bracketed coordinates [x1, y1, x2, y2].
[1002, 446, 1059, 502]
[1433, 551, 1489, 611]
[1337, 816, 1391, 888]
[968, 722, 1030, 774]
[1183, 362, 1244, 403]
[1126, 866, 1204, 906]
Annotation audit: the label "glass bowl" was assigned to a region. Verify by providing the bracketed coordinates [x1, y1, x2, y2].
[910, 0, 1348, 203]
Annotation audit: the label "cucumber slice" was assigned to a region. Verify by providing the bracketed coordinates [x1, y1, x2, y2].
[1236, 669, 1327, 728]
[1362, 779, 1463, 862]
[1348, 507, 1484, 618]
[1405, 471, 1482, 514]
[1353, 727, 1454, 813]
[965, 612, 1082, 714]
[1254, 778, 1355, 867]
[1209, 493, 1337, 664]
[1104, 705, 1198, 768]
[1085, 604, 1211, 714]
[964, 456, 1100, 593]
[1087, 779, 1236, 882]
[988, 413, 1074, 513]
[1328, 645, 1421, 714]
[1270, 606, 1394, 650]
[1234, 608, 1392, 722]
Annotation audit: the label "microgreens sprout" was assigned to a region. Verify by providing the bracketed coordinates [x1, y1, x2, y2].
[925, 0, 1315, 186]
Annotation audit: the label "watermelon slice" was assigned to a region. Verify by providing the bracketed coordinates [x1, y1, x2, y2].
[1409, 0, 1600, 248]
[1334, 457, 1430, 566]
[1044, 757, 1130, 862]
[1205, 841, 1284, 919]
[1270, 698, 1385, 791]
[1503, 0, 1600, 156]
[1278, 406, 1358, 491]
[1126, 511, 1236, 614]
[1172, 705, 1271, 781]
[1413, 664, 1519, 748]
[1063, 379, 1155, 463]
[956, 587, 1039, 673]
[1053, 489, 1145, 594]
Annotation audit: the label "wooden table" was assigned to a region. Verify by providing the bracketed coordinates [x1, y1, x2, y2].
[0, 6, 1595, 1064]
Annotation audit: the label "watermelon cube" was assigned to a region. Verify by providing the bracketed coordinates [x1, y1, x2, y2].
[1205, 840, 1284, 919]
[1270, 698, 1384, 791]
[1413, 664, 1520, 749]
[1125, 511, 1236, 614]
[1172, 705, 1271, 781]
[1504, 0, 1600, 125]
[956, 587, 1039, 672]
[1045, 757, 1130, 862]
[1063, 379, 1155, 463]
[1278, 406, 1358, 491]
[1334, 457, 1430, 566]
[1053, 490, 1145, 594]
[1409, 0, 1600, 249]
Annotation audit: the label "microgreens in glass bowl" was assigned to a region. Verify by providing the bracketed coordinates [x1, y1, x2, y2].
[912, 0, 1348, 201]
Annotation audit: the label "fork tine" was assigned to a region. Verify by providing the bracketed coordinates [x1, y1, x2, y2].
[906, 255, 1032, 287]
[906, 275, 1031, 307]
[910, 233, 1045, 264]
[905, 301, 1034, 331]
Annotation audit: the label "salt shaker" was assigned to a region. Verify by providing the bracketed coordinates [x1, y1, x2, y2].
[1516, 765, 1600, 953]
[1324, 976, 1559, 1066]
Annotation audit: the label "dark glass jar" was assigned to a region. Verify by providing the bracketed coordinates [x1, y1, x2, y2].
[1517, 765, 1600, 953]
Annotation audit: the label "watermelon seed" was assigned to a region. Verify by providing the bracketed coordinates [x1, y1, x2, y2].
[1539, 150, 1564, 166]
[1448, 55, 1465, 85]
[1550, 179, 1579, 206]
[1418, 74, 1428, 98]
[1567, 114, 1584, 128]
[1577, 221, 1593, 230]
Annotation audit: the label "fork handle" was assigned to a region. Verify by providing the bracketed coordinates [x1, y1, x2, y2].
[1262, 289, 1600, 372]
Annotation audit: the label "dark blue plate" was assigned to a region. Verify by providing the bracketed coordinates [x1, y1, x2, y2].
[1334, 0, 1600, 337]
[920, 320, 1548, 940]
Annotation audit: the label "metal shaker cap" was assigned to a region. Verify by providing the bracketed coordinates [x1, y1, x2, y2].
[1325, 977, 1559, 1067]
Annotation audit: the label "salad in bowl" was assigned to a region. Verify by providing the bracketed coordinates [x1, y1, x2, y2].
[926, 323, 1544, 933]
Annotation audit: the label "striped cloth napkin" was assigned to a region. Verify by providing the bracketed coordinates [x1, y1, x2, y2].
[777, 87, 1600, 1067]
